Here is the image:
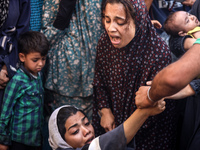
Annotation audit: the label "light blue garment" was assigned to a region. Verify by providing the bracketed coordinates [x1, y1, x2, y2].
[41, 0, 103, 108]
[42, 0, 103, 97]
[30, 0, 43, 31]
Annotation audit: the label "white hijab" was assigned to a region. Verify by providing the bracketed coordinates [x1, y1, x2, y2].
[48, 105, 73, 150]
[48, 105, 102, 150]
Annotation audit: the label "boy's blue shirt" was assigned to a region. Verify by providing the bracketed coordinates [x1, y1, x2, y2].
[0, 65, 44, 146]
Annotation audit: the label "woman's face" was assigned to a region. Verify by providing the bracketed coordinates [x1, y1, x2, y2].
[64, 111, 95, 148]
[104, 2, 136, 48]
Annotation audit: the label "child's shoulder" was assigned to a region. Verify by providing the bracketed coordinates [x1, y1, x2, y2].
[11, 69, 28, 82]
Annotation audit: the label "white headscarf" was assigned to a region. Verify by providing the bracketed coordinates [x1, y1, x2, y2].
[48, 105, 73, 150]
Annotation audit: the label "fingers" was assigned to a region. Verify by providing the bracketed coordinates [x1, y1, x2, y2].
[146, 81, 152, 85]
[157, 99, 166, 111]
[104, 123, 115, 132]
[0, 69, 9, 87]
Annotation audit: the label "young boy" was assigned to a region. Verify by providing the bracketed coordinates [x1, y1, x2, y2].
[0, 31, 49, 150]
[164, 11, 200, 38]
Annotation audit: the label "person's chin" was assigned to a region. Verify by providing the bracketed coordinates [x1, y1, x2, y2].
[112, 43, 123, 49]
[85, 136, 95, 144]
[36, 68, 42, 72]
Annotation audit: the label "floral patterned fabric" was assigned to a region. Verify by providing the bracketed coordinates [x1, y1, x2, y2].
[41, 0, 103, 118]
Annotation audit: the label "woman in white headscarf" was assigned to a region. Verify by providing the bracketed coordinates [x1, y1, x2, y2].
[48, 101, 165, 150]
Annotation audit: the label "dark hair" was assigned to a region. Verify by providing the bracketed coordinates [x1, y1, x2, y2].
[57, 106, 87, 142]
[101, 0, 135, 24]
[18, 31, 49, 56]
[163, 12, 180, 37]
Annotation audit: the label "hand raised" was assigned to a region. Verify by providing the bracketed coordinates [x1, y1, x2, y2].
[135, 86, 156, 108]
[100, 108, 115, 132]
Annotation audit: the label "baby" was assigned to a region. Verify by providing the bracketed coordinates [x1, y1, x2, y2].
[164, 11, 200, 38]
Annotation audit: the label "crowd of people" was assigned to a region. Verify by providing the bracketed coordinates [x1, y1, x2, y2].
[0, 0, 200, 150]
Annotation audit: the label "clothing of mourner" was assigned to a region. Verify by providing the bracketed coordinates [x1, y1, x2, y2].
[0, 65, 44, 146]
[42, 0, 103, 119]
[0, 0, 30, 110]
[49, 105, 133, 150]
[168, 0, 200, 149]
[92, 0, 177, 149]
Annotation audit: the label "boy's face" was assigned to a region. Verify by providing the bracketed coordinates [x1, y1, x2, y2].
[19, 52, 46, 76]
[174, 11, 200, 34]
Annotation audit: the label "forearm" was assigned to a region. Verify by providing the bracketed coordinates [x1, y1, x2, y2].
[166, 84, 195, 99]
[123, 109, 148, 144]
[149, 44, 200, 101]
[184, 38, 196, 50]
[144, 0, 154, 11]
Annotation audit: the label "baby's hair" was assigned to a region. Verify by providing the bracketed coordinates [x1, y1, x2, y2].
[163, 12, 180, 37]
[18, 31, 49, 56]
[57, 106, 87, 142]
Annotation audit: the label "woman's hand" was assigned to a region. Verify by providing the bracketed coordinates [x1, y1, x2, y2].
[135, 85, 156, 108]
[100, 108, 115, 132]
[147, 99, 166, 116]
[0, 65, 9, 89]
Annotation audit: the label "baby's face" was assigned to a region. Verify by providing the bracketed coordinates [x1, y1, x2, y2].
[174, 11, 200, 33]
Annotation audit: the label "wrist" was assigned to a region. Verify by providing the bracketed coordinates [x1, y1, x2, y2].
[147, 87, 156, 104]
[193, 38, 200, 45]
[100, 108, 111, 116]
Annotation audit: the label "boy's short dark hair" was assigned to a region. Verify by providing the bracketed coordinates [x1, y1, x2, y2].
[163, 12, 180, 37]
[18, 31, 49, 56]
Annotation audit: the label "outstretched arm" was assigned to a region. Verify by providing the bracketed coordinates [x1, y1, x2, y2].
[123, 100, 165, 143]
[166, 84, 195, 99]
[135, 43, 200, 108]
[90, 99, 166, 150]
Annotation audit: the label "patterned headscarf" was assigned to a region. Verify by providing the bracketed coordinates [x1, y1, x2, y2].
[0, 0, 9, 29]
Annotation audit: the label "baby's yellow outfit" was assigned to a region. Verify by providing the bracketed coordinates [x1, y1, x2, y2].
[187, 26, 200, 38]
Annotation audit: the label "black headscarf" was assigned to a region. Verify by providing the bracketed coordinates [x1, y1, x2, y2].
[0, 0, 9, 29]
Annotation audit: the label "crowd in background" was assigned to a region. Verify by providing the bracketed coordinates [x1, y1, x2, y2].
[0, 0, 200, 150]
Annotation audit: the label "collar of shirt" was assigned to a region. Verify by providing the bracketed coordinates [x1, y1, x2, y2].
[19, 64, 40, 80]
